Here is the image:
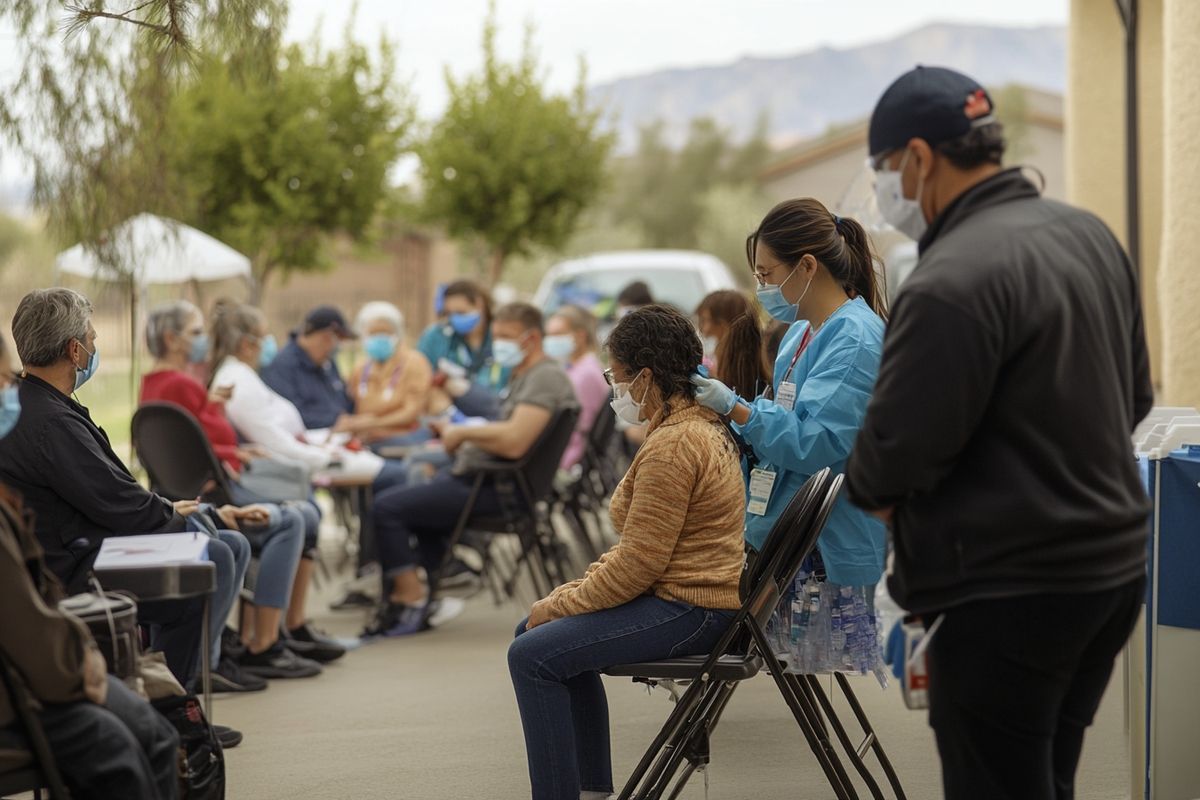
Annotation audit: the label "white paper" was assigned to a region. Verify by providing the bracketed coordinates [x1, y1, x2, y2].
[94, 533, 209, 568]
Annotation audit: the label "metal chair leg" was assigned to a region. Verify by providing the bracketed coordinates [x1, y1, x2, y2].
[803, 675, 886, 800]
[834, 672, 907, 800]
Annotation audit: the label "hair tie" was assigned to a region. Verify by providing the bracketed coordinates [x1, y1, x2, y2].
[833, 214, 842, 227]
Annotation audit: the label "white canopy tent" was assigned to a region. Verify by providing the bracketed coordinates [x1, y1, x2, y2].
[54, 214, 252, 450]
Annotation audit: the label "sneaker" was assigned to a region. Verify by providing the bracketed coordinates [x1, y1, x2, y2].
[427, 596, 466, 628]
[213, 724, 243, 749]
[284, 622, 347, 663]
[360, 601, 427, 638]
[238, 642, 323, 679]
[211, 656, 268, 693]
[220, 626, 247, 660]
[436, 559, 483, 591]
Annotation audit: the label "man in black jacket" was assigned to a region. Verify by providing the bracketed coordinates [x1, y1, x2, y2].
[847, 67, 1151, 800]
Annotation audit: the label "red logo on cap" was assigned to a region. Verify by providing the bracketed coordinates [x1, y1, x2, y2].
[964, 90, 991, 120]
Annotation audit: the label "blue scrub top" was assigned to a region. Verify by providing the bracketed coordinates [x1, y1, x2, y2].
[734, 296, 887, 587]
[416, 323, 511, 392]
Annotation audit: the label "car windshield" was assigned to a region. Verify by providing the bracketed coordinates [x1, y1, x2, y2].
[543, 267, 709, 318]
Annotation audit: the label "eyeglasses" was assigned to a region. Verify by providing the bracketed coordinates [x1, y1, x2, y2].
[603, 368, 615, 386]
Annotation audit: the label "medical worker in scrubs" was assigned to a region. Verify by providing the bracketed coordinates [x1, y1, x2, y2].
[692, 197, 890, 675]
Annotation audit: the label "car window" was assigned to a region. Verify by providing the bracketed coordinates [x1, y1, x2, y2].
[543, 267, 709, 318]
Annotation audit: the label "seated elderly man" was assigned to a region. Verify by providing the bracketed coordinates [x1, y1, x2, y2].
[261, 305, 358, 431]
[0, 289, 256, 718]
[365, 302, 579, 637]
[0, 332, 180, 800]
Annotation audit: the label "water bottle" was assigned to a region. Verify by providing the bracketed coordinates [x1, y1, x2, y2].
[830, 601, 844, 653]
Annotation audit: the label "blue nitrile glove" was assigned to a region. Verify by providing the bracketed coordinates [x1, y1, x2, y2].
[690, 374, 736, 416]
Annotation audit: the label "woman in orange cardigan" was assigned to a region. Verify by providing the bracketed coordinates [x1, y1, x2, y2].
[508, 305, 746, 800]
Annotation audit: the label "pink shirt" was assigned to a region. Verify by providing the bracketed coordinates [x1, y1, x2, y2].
[561, 352, 610, 469]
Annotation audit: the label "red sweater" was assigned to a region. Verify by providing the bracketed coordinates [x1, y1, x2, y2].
[140, 370, 242, 474]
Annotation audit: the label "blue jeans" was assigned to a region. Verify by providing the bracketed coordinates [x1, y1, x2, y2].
[209, 530, 250, 670]
[240, 504, 305, 609]
[508, 597, 735, 800]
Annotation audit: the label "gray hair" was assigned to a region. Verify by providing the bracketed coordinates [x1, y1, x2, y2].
[12, 288, 94, 367]
[356, 301, 404, 337]
[145, 300, 200, 358]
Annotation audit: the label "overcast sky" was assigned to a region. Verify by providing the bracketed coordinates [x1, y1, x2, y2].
[0, 0, 1068, 192]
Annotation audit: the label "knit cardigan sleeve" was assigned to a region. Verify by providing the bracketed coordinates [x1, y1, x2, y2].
[544, 453, 694, 617]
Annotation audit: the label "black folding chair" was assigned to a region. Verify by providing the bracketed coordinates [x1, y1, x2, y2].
[428, 407, 581, 610]
[602, 468, 833, 800]
[553, 403, 620, 569]
[604, 469, 905, 800]
[0, 651, 69, 800]
[132, 401, 236, 506]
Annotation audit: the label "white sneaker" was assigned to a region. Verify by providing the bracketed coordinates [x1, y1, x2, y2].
[427, 596, 466, 627]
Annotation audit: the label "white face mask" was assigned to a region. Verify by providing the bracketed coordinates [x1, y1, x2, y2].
[875, 149, 928, 241]
[610, 372, 649, 425]
[702, 335, 718, 358]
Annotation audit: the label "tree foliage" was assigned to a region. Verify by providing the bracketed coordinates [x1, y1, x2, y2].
[154, 30, 413, 297]
[418, 8, 614, 285]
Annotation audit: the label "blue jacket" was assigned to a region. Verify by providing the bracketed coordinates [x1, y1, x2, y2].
[261, 334, 353, 430]
[735, 297, 887, 586]
[416, 322, 511, 393]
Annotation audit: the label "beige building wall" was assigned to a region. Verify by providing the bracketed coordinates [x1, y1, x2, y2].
[762, 144, 868, 210]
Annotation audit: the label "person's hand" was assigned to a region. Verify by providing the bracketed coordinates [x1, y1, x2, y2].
[83, 647, 108, 705]
[428, 418, 448, 438]
[440, 425, 467, 455]
[525, 598, 556, 630]
[208, 384, 234, 405]
[235, 444, 270, 463]
[235, 505, 271, 526]
[445, 376, 471, 398]
[172, 499, 200, 517]
[690, 374, 736, 415]
[215, 505, 241, 530]
[332, 414, 364, 434]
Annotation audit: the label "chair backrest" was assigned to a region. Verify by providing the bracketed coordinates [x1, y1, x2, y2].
[742, 468, 831, 599]
[587, 402, 617, 456]
[772, 473, 843, 592]
[517, 406, 582, 502]
[0, 651, 68, 798]
[132, 402, 235, 506]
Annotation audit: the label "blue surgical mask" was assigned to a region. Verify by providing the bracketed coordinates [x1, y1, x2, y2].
[73, 341, 99, 391]
[258, 334, 278, 369]
[0, 385, 20, 439]
[492, 338, 525, 368]
[543, 334, 575, 362]
[189, 334, 209, 364]
[755, 264, 814, 324]
[364, 334, 398, 362]
[449, 312, 481, 336]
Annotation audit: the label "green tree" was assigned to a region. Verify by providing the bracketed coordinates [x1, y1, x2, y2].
[418, 10, 614, 285]
[155, 30, 413, 299]
[612, 114, 771, 249]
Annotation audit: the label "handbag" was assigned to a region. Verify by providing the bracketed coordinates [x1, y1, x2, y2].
[237, 457, 312, 502]
[57, 590, 140, 681]
[151, 693, 226, 800]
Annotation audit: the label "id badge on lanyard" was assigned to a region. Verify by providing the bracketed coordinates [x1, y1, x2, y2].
[747, 467, 777, 516]
[776, 325, 814, 412]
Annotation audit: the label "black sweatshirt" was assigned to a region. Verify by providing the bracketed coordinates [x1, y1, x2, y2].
[0, 374, 186, 592]
[846, 169, 1153, 614]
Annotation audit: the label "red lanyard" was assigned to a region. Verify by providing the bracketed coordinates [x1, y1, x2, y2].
[780, 325, 815, 386]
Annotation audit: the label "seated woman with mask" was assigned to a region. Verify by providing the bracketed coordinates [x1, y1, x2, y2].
[341, 301, 434, 452]
[543, 304, 609, 471]
[508, 305, 745, 800]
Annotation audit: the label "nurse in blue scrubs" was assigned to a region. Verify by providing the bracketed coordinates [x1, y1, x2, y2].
[693, 197, 890, 676]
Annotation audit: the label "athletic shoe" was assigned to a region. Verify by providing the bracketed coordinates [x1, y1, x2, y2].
[284, 622, 347, 663]
[213, 724, 243, 749]
[427, 596, 466, 628]
[210, 656, 268, 693]
[238, 642, 322, 679]
[360, 601, 427, 638]
[220, 625, 247, 660]
[330, 589, 376, 610]
[437, 557, 482, 589]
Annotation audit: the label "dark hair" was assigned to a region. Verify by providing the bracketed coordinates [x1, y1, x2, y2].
[605, 304, 701, 418]
[551, 304, 597, 348]
[746, 198, 888, 322]
[696, 290, 753, 329]
[493, 302, 544, 334]
[936, 121, 1006, 169]
[719, 314, 770, 401]
[616, 281, 653, 307]
[443, 279, 493, 328]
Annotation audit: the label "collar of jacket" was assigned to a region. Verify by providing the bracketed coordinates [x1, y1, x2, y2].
[646, 397, 715, 435]
[917, 167, 1041, 256]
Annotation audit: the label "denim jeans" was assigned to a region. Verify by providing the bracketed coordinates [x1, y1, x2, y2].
[208, 530, 250, 670]
[508, 596, 735, 800]
[240, 504, 305, 609]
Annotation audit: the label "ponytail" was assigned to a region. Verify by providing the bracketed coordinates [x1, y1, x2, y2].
[834, 216, 889, 322]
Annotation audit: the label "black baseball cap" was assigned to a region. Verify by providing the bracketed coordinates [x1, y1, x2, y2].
[868, 66, 997, 159]
[303, 305, 357, 339]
